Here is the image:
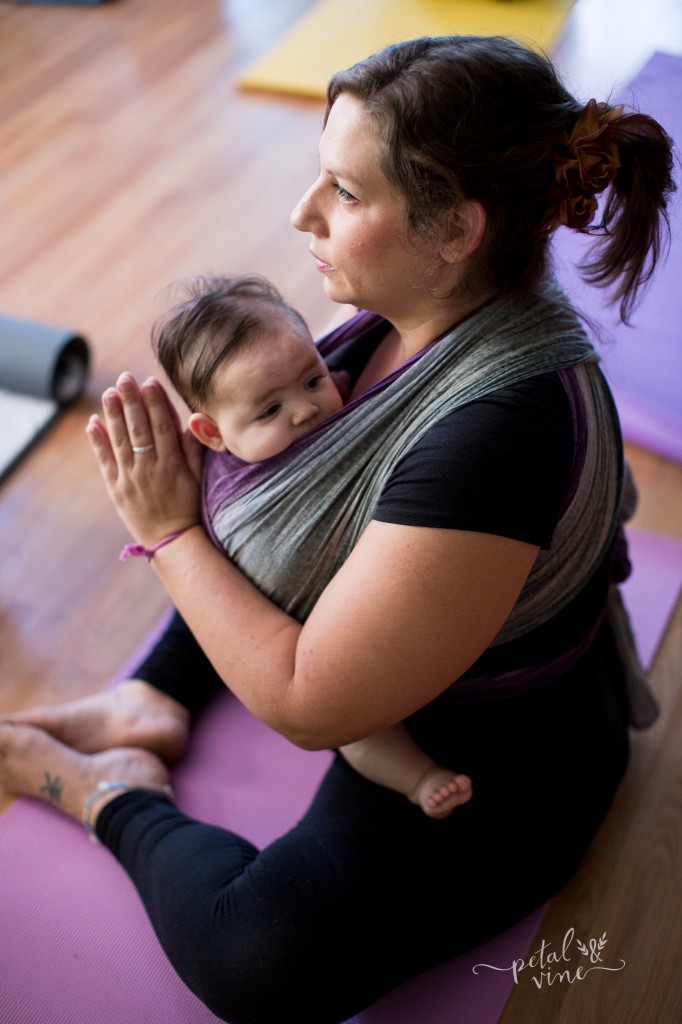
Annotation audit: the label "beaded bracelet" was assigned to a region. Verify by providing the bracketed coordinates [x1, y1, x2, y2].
[82, 781, 130, 842]
[82, 780, 175, 843]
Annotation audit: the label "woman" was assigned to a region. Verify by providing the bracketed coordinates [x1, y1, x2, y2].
[2, 36, 675, 1024]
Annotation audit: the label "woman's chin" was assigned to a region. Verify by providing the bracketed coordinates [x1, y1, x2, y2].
[322, 275, 353, 306]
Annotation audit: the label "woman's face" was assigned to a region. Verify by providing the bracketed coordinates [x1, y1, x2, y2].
[291, 94, 446, 324]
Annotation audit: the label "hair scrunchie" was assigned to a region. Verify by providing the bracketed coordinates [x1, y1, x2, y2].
[544, 99, 624, 231]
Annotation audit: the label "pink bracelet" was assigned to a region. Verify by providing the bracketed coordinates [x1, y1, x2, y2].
[119, 527, 194, 563]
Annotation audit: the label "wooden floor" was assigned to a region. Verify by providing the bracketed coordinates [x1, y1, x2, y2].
[0, 1, 680, 1021]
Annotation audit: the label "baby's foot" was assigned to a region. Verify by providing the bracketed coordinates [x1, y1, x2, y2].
[412, 767, 472, 820]
[2, 681, 190, 762]
[0, 722, 171, 830]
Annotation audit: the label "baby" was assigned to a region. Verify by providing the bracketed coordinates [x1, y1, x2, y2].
[153, 273, 472, 819]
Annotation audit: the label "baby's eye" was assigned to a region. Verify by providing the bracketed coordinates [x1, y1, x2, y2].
[331, 182, 357, 204]
[305, 374, 325, 391]
[256, 403, 281, 421]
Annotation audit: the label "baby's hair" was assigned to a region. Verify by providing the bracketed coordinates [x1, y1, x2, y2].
[152, 274, 310, 410]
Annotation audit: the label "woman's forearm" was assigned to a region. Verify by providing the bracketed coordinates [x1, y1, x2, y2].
[86, 377, 329, 746]
[149, 520, 539, 753]
[151, 525, 311, 744]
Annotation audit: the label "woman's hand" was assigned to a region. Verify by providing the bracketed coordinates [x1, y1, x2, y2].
[87, 373, 204, 547]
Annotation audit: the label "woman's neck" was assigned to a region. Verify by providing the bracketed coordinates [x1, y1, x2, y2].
[393, 290, 495, 358]
[349, 291, 495, 399]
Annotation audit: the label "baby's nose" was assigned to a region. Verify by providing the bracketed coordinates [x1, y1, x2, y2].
[291, 400, 319, 426]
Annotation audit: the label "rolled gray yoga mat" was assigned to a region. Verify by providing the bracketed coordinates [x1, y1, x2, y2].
[0, 314, 90, 483]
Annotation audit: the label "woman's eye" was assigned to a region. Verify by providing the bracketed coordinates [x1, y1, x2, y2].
[331, 182, 356, 203]
[257, 404, 280, 421]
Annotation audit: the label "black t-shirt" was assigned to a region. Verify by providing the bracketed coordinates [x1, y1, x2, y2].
[373, 371, 573, 550]
[371, 367, 613, 684]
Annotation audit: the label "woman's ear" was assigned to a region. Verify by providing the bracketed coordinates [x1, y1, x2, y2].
[188, 411, 227, 452]
[439, 200, 487, 264]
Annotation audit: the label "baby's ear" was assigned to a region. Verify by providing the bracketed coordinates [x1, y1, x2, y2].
[188, 412, 226, 452]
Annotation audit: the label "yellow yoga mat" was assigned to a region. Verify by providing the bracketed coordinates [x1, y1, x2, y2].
[240, 0, 577, 99]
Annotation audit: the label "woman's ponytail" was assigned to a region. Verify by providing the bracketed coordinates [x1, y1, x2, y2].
[546, 101, 677, 321]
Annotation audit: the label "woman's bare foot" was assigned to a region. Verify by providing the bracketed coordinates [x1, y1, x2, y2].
[2, 681, 190, 762]
[411, 767, 473, 820]
[0, 722, 172, 832]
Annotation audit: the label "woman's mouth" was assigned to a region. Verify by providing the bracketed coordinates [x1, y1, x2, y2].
[311, 251, 335, 273]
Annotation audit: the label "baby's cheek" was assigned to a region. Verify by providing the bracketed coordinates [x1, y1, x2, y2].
[327, 373, 350, 410]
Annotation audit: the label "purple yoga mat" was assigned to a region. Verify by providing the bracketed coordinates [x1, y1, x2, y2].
[1, 526, 680, 1023]
[552, 51, 682, 464]
[0, 633, 546, 1024]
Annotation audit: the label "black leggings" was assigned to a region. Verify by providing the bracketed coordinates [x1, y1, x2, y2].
[98, 630, 629, 1024]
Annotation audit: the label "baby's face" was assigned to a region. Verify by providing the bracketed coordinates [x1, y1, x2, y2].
[206, 319, 344, 463]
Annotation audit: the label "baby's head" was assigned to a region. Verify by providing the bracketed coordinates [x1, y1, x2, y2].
[153, 275, 344, 463]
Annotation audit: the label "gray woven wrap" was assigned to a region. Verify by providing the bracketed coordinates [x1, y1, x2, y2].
[205, 283, 658, 727]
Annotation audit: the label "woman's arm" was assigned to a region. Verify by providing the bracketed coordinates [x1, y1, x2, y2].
[88, 374, 538, 750]
[153, 520, 537, 749]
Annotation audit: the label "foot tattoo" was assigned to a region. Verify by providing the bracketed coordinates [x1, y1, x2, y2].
[39, 771, 63, 803]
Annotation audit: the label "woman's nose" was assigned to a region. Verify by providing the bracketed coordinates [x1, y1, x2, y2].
[291, 180, 324, 234]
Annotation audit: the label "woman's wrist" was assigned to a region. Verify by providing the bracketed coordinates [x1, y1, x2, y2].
[119, 525, 200, 563]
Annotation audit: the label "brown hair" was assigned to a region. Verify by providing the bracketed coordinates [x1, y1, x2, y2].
[327, 36, 676, 320]
[152, 274, 310, 409]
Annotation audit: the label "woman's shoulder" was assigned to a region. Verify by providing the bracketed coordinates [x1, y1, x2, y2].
[373, 371, 575, 550]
